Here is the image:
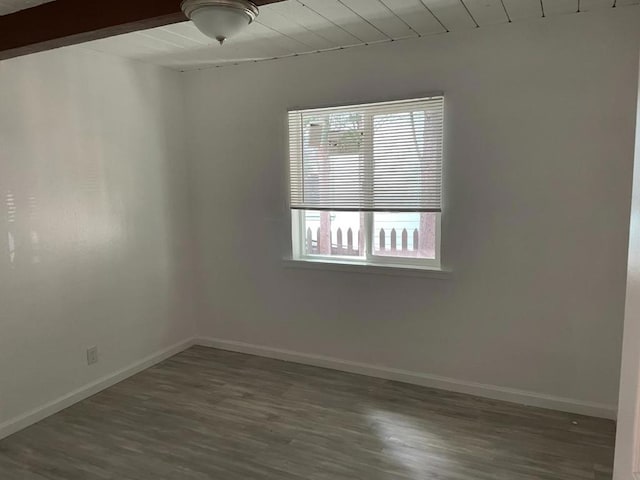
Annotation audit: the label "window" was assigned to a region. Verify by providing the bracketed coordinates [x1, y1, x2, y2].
[289, 96, 444, 269]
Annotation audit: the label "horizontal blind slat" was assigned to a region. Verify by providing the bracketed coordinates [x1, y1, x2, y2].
[289, 96, 443, 212]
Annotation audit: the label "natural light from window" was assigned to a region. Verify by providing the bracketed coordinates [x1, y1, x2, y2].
[289, 96, 444, 269]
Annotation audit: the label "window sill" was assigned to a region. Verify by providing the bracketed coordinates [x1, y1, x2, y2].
[282, 258, 452, 279]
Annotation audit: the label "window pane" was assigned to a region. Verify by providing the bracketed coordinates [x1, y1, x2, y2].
[302, 210, 364, 258]
[302, 112, 365, 208]
[372, 110, 435, 210]
[373, 212, 437, 259]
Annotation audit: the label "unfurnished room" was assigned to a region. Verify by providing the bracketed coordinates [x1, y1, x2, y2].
[1, 0, 640, 479]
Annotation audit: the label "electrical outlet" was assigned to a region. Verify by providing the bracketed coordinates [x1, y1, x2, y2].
[87, 346, 98, 365]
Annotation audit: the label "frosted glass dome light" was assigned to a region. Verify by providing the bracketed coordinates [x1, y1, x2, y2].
[181, 0, 259, 45]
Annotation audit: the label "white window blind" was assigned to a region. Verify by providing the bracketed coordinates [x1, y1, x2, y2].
[289, 96, 444, 212]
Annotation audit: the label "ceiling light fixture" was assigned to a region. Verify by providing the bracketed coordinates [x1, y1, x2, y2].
[181, 0, 259, 45]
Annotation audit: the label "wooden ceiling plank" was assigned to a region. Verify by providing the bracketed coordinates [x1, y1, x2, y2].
[247, 21, 313, 54]
[299, 0, 389, 44]
[463, 0, 509, 26]
[579, 0, 613, 10]
[140, 25, 210, 49]
[420, 0, 477, 31]
[339, 0, 418, 39]
[258, 7, 336, 50]
[381, 0, 446, 36]
[541, 0, 578, 16]
[501, 0, 542, 21]
[83, 33, 168, 60]
[268, 1, 360, 47]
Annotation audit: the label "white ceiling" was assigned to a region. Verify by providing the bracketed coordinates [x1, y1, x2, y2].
[0, 0, 53, 15]
[72, 0, 640, 70]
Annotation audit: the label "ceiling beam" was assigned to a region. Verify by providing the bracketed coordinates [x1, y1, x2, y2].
[0, 0, 284, 61]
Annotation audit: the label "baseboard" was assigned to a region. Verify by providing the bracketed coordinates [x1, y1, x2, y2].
[0, 338, 196, 441]
[0, 335, 617, 442]
[195, 337, 617, 420]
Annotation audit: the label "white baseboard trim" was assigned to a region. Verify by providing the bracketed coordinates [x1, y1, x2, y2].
[195, 337, 617, 420]
[0, 338, 196, 441]
[0, 335, 617, 442]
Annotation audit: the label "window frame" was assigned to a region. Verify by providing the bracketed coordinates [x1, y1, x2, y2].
[289, 97, 444, 271]
[291, 210, 442, 270]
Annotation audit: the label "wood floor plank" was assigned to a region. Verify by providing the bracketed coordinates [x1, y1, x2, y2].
[0, 346, 616, 479]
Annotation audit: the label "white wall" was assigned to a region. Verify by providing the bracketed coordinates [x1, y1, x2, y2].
[185, 8, 640, 417]
[614, 54, 640, 480]
[0, 47, 196, 432]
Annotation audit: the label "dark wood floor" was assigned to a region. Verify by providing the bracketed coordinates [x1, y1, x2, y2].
[0, 346, 616, 479]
